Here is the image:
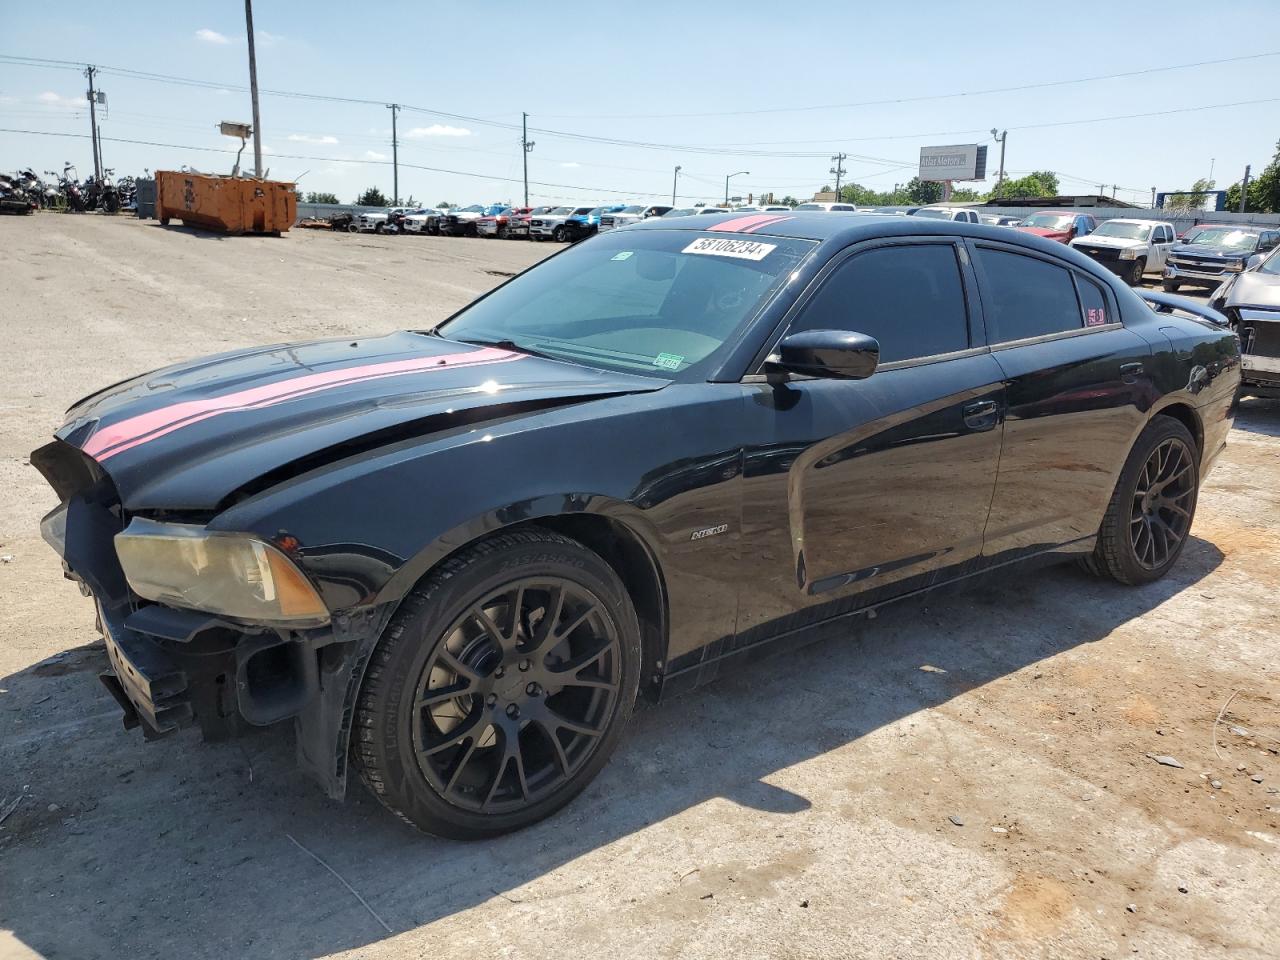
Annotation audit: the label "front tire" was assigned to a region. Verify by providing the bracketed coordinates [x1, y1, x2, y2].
[1162, 280, 1180, 293]
[1088, 417, 1199, 585]
[354, 529, 641, 838]
[553, 226, 566, 242]
[1125, 258, 1145, 286]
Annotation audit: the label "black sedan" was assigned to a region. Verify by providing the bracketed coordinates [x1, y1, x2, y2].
[33, 212, 1240, 838]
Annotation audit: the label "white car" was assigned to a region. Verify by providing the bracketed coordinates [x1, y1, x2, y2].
[909, 206, 981, 223]
[794, 201, 859, 212]
[1070, 219, 1178, 286]
[529, 206, 587, 242]
[404, 209, 447, 234]
[353, 211, 390, 233]
[599, 204, 674, 232]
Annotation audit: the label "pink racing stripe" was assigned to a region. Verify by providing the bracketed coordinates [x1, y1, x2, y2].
[707, 214, 783, 234]
[742, 216, 793, 234]
[82, 347, 522, 461]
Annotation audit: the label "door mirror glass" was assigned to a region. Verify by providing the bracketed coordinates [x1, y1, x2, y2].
[767, 329, 879, 380]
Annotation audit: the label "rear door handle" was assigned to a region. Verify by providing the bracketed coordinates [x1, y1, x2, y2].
[1120, 361, 1145, 383]
[962, 399, 999, 430]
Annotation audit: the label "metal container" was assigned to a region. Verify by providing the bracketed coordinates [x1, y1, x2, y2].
[154, 171, 296, 235]
[134, 178, 156, 219]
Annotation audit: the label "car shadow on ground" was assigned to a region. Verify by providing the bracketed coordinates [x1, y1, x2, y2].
[0, 539, 1223, 959]
[1232, 397, 1280, 437]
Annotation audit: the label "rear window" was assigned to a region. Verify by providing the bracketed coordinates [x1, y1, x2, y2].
[974, 248, 1085, 342]
[437, 230, 817, 377]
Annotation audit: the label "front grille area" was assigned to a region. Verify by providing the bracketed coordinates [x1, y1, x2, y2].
[1077, 245, 1122, 263]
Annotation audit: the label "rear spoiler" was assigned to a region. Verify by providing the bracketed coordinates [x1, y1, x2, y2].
[1138, 290, 1229, 327]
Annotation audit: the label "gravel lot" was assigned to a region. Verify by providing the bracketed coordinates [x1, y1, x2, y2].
[1, 214, 1277, 960]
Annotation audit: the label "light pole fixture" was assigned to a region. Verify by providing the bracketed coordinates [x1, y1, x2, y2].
[672, 164, 681, 206]
[990, 128, 1007, 195]
[725, 170, 749, 205]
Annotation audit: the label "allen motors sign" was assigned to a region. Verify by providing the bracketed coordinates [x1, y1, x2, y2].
[918, 144, 988, 182]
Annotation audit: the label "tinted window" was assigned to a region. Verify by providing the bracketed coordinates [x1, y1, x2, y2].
[1078, 276, 1110, 327]
[790, 244, 969, 362]
[974, 248, 1084, 342]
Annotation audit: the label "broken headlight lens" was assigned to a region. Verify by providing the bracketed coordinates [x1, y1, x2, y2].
[115, 519, 329, 626]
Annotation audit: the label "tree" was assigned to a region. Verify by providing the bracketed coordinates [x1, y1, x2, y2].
[777, 196, 799, 208]
[949, 186, 982, 202]
[1225, 139, 1280, 213]
[435, 200, 454, 209]
[303, 191, 339, 204]
[904, 177, 943, 204]
[989, 170, 1059, 200]
[1164, 178, 1216, 212]
[355, 186, 388, 206]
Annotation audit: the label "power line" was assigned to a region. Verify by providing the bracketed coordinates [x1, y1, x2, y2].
[534, 51, 1280, 119]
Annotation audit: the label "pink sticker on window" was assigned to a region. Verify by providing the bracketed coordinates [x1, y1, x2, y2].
[1086, 307, 1106, 327]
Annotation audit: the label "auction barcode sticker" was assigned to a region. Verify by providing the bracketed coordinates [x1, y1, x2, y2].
[683, 237, 777, 261]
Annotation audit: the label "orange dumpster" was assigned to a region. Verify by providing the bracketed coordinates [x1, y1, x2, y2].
[155, 171, 296, 235]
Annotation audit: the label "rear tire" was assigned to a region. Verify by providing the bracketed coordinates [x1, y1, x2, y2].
[353, 529, 641, 838]
[1087, 417, 1199, 585]
[1162, 280, 1180, 292]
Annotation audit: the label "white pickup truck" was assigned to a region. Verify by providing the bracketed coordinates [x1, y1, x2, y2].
[1069, 218, 1177, 286]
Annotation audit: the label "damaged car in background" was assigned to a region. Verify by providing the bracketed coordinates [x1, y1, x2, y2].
[34, 213, 1239, 839]
[1211, 243, 1280, 398]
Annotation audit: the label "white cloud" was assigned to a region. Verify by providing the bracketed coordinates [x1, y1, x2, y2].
[37, 91, 82, 110]
[258, 30, 283, 45]
[196, 28, 231, 44]
[559, 161, 581, 168]
[287, 133, 339, 145]
[365, 150, 388, 161]
[406, 124, 471, 139]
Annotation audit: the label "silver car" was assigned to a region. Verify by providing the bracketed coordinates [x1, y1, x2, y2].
[1212, 245, 1280, 399]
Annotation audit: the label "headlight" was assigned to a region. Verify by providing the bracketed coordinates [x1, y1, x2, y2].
[115, 519, 329, 625]
[1118, 248, 1138, 260]
[1225, 260, 1245, 272]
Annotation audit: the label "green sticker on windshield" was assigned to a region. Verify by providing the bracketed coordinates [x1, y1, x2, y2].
[611, 251, 634, 261]
[653, 353, 684, 371]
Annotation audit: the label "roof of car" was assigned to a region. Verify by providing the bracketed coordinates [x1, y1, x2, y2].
[1103, 218, 1173, 226]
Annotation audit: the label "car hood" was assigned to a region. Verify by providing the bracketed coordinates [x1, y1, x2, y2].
[1073, 235, 1143, 250]
[1172, 244, 1250, 259]
[1225, 271, 1280, 308]
[49, 333, 664, 512]
[1016, 225, 1070, 240]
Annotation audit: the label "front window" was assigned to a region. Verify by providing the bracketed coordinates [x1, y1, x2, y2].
[436, 230, 817, 378]
[483, 204, 508, 216]
[1019, 213, 1074, 230]
[1183, 228, 1260, 251]
[909, 208, 952, 219]
[459, 204, 485, 213]
[1091, 222, 1152, 241]
[572, 207, 594, 216]
[619, 205, 646, 214]
[794, 203, 825, 211]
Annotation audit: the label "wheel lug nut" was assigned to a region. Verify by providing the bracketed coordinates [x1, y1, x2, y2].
[494, 667, 504, 678]
[526, 682, 540, 697]
[519, 659, 530, 672]
[486, 694, 497, 707]
[505, 704, 519, 718]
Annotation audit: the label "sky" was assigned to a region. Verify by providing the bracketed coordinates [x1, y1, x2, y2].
[2, 0, 1279, 208]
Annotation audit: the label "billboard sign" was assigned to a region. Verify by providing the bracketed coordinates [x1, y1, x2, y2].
[919, 144, 988, 182]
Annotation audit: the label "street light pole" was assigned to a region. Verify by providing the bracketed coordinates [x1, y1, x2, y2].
[244, 0, 263, 178]
[672, 165, 681, 206]
[725, 170, 749, 205]
[990, 128, 1007, 196]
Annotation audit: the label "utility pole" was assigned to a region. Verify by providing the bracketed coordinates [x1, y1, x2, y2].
[84, 65, 101, 182]
[1150, 186, 1157, 208]
[830, 152, 847, 200]
[1240, 164, 1251, 213]
[521, 112, 535, 208]
[990, 129, 1007, 196]
[387, 103, 400, 204]
[1111, 184, 1117, 199]
[672, 165, 681, 206]
[244, 0, 263, 178]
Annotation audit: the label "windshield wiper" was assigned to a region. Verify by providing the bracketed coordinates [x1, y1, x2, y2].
[453, 336, 558, 361]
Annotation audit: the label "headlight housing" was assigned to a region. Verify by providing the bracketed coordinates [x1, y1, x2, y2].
[115, 519, 329, 626]
[1225, 259, 1245, 272]
[1118, 248, 1138, 260]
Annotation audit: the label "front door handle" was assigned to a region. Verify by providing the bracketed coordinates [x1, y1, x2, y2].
[1120, 361, 1145, 383]
[962, 399, 999, 431]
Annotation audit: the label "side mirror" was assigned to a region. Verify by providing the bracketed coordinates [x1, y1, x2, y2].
[766, 329, 879, 381]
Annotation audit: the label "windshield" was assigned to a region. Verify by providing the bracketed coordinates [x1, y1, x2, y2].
[459, 205, 485, 213]
[698, 208, 728, 214]
[794, 203, 825, 210]
[1258, 247, 1280, 275]
[910, 208, 952, 219]
[436, 230, 816, 377]
[664, 208, 698, 217]
[1183, 227, 1259, 251]
[620, 205, 645, 214]
[1020, 213, 1073, 229]
[572, 207, 593, 216]
[483, 204, 508, 215]
[1092, 222, 1151, 240]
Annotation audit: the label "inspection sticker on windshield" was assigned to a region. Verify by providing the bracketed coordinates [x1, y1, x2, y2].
[611, 251, 634, 261]
[653, 353, 684, 371]
[682, 237, 777, 261]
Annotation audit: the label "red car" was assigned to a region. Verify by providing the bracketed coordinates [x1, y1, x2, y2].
[1015, 211, 1098, 244]
[477, 206, 532, 239]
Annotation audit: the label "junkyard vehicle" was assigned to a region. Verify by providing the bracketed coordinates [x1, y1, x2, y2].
[661, 206, 731, 217]
[562, 204, 624, 242]
[34, 213, 1239, 839]
[439, 204, 506, 237]
[477, 206, 528, 239]
[353, 211, 389, 233]
[404, 208, 448, 234]
[530, 205, 589, 242]
[598, 204, 674, 232]
[506, 205, 555, 239]
[1210, 244, 1280, 398]
[1162, 225, 1280, 292]
[794, 201, 859, 212]
[1070, 219, 1177, 286]
[1015, 211, 1097, 244]
[909, 206, 981, 224]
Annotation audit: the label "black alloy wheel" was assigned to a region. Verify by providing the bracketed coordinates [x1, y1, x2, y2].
[553, 225, 566, 242]
[354, 530, 641, 838]
[1087, 417, 1199, 585]
[1129, 436, 1196, 570]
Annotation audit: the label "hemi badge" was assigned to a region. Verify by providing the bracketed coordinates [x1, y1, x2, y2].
[690, 523, 729, 542]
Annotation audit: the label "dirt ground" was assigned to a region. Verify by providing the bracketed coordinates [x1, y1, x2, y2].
[1, 214, 1277, 960]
